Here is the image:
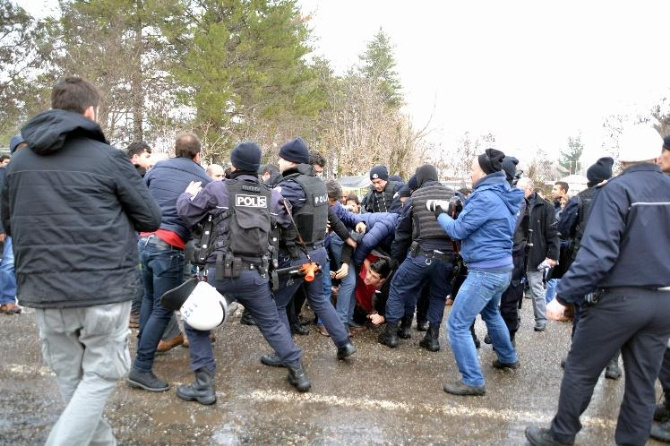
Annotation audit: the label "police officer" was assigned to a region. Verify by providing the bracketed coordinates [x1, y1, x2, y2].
[526, 126, 670, 446]
[176, 141, 310, 404]
[260, 137, 356, 367]
[379, 163, 455, 352]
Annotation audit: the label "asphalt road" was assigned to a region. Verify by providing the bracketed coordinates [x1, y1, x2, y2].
[0, 298, 666, 445]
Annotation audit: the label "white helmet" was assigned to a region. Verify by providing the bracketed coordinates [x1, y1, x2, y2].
[161, 279, 237, 331]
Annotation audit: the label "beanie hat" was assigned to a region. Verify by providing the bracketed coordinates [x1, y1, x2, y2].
[398, 184, 412, 198]
[414, 164, 438, 188]
[586, 157, 614, 187]
[618, 125, 662, 162]
[9, 135, 25, 154]
[478, 148, 505, 175]
[278, 137, 309, 164]
[501, 156, 519, 182]
[369, 165, 389, 181]
[663, 134, 670, 151]
[230, 141, 261, 172]
[407, 174, 417, 191]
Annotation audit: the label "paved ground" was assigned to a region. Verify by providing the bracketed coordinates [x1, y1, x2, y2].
[0, 298, 666, 445]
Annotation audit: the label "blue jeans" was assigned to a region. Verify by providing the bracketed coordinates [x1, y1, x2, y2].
[336, 268, 357, 326]
[133, 236, 184, 372]
[186, 267, 301, 373]
[274, 247, 349, 347]
[386, 254, 453, 326]
[447, 269, 516, 387]
[0, 236, 17, 305]
[545, 278, 560, 303]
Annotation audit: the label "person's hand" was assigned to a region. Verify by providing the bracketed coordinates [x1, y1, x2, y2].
[547, 298, 569, 321]
[335, 263, 349, 279]
[346, 237, 357, 249]
[0, 233, 6, 243]
[185, 181, 202, 196]
[544, 257, 558, 268]
[368, 313, 385, 326]
[355, 222, 366, 233]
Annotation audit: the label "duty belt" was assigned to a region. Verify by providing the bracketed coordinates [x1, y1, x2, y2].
[418, 249, 454, 263]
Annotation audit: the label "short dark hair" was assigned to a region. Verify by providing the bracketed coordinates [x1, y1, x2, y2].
[126, 141, 152, 158]
[370, 258, 392, 279]
[175, 133, 201, 159]
[345, 193, 360, 205]
[325, 179, 342, 200]
[51, 77, 100, 114]
[0, 155, 10, 163]
[555, 181, 569, 193]
[309, 150, 326, 168]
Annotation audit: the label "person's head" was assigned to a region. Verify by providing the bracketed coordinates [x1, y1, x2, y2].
[414, 164, 438, 188]
[278, 137, 309, 172]
[309, 150, 326, 176]
[51, 77, 100, 122]
[369, 165, 389, 192]
[398, 184, 412, 206]
[345, 194, 361, 213]
[472, 148, 505, 185]
[206, 163, 225, 181]
[617, 125, 663, 169]
[586, 157, 614, 187]
[326, 179, 342, 205]
[551, 181, 569, 200]
[0, 155, 10, 167]
[658, 135, 670, 174]
[175, 133, 202, 161]
[9, 135, 26, 154]
[516, 177, 535, 199]
[126, 141, 153, 170]
[230, 141, 261, 175]
[457, 187, 472, 199]
[364, 258, 392, 288]
[501, 156, 519, 186]
[259, 163, 279, 183]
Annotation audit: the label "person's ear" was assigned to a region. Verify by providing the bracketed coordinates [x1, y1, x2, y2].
[83, 105, 98, 122]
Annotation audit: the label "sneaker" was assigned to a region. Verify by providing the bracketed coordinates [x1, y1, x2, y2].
[156, 333, 184, 353]
[524, 426, 574, 446]
[534, 325, 546, 332]
[127, 368, 169, 392]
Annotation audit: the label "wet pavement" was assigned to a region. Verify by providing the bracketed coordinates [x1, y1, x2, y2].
[0, 299, 666, 445]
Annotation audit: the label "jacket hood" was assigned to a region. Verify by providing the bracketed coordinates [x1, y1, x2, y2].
[21, 109, 106, 155]
[474, 171, 524, 215]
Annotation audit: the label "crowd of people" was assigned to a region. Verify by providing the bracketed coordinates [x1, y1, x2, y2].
[2, 76, 670, 446]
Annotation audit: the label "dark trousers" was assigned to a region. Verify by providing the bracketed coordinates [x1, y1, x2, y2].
[659, 348, 670, 399]
[273, 247, 349, 348]
[500, 249, 525, 336]
[550, 288, 670, 446]
[187, 267, 302, 374]
[386, 254, 453, 326]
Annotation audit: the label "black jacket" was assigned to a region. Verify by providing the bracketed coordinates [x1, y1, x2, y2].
[1, 109, 161, 308]
[525, 193, 560, 269]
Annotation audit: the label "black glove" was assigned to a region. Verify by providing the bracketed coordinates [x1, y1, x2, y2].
[433, 204, 447, 219]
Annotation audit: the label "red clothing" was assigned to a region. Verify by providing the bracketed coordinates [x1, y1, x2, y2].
[354, 254, 381, 313]
[139, 229, 186, 249]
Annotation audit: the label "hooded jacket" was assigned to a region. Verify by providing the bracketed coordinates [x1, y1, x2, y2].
[0, 109, 162, 308]
[437, 171, 524, 268]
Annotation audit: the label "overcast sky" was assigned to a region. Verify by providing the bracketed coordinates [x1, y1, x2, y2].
[300, 0, 670, 166]
[17, 0, 670, 167]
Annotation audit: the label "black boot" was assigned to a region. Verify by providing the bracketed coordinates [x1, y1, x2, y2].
[605, 353, 622, 380]
[651, 420, 670, 443]
[287, 361, 311, 392]
[176, 369, 216, 405]
[419, 323, 440, 352]
[378, 322, 399, 348]
[470, 324, 480, 349]
[398, 315, 413, 339]
[291, 322, 309, 336]
[240, 309, 256, 326]
[416, 319, 429, 332]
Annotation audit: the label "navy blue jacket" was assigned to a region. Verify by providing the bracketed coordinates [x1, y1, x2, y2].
[556, 164, 670, 305]
[353, 212, 399, 265]
[144, 157, 211, 242]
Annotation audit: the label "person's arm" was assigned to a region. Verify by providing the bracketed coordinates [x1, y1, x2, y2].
[557, 196, 579, 238]
[543, 201, 560, 263]
[436, 192, 490, 240]
[176, 181, 217, 227]
[112, 149, 161, 232]
[556, 186, 625, 305]
[390, 201, 413, 263]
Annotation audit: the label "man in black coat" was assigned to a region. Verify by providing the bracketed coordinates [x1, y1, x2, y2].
[1, 77, 161, 446]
